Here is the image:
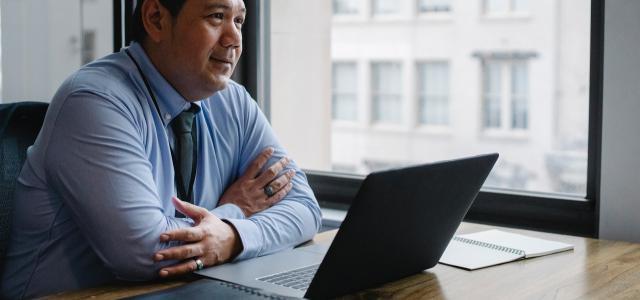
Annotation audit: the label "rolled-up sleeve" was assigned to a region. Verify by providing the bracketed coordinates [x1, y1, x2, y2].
[224, 87, 322, 261]
[45, 92, 191, 280]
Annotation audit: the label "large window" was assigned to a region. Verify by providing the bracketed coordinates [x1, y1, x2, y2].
[267, 0, 600, 236]
[0, 0, 113, 103]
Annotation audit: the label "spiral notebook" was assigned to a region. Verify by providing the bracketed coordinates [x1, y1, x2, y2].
[439, 229, 574, 270]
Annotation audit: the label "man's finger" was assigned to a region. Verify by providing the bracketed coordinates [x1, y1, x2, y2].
[265, 169, 295, 193]
[172, 197, 209, 222]
[267, 183, 293, 205]
[158, 259, 200, 278]
[160, 227, 205, 243]
[154, 243, 204, 261]
[243, 147, 274, 179]
[255, 157, 290, 187]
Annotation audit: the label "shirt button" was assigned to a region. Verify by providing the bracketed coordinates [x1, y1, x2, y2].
[164, 113, 171, 121]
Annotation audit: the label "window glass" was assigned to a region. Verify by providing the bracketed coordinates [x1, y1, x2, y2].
[418, 0, 451, 13]
[333, 0, 359, 15]
[0, 0, 113, 103]
[269, 0, 592, 195]
[418, 62, 449, 125]
[371, 62, 402, 123]
[483, 61, 502, 129]
[513, 0, 529, 13]
[372, 0, 399, 15]
[511, 62, 528, 129]
[332, 62, 358, 121]
[485, 0, 509, 14]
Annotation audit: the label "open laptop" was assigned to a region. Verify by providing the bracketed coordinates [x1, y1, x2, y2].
[197, 154, 498, 299]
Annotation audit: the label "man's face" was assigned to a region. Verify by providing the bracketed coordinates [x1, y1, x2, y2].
[156, 0, 245, 100]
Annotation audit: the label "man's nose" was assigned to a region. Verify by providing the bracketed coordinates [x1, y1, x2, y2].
[220, 22, 242, 49]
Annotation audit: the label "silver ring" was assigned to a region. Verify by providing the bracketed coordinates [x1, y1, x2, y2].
[264, 185, 275, 197]
[194, 258, 204, 271]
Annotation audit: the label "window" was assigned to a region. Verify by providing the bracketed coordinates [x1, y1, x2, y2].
[332, 62, 358, 121]
[371, 62, 403, 124]
[484, 0, 529, 15]
[418, 0, 452, 13]
[333, 0, 359, 15]
[230, 0, 602, 235]
[0, 0, 113, 103]
[417, 62, 450, 126]
[372, 0, 399, 15]
[482, 60, 529, 131]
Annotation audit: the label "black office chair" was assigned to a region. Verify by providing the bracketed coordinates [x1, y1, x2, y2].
[0, 101, 48, 275]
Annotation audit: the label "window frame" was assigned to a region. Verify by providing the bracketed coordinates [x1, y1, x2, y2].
[117, 0, 603, 237]
[302, 0, 603, 238]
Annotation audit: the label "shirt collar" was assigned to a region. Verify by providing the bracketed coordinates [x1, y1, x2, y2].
[125, 42, 201, 126]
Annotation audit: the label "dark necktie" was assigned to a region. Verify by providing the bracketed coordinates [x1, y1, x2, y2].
[171, 104, 200, 209]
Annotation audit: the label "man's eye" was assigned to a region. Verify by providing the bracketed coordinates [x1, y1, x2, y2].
[209, 12, 224, 19]
[235, 17, 245, 27]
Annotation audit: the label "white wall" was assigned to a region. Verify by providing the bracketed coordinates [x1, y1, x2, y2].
[599, 0, 640, 242]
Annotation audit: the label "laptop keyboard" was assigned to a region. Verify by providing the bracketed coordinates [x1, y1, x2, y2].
[257, 264, 320, 291]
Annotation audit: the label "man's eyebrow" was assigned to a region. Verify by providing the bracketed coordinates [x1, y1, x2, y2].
[205, 3, 247, 13]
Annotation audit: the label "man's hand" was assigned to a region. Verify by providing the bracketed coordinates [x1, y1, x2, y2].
[218, 147, 295, 217]
[154, 197, 243, 277]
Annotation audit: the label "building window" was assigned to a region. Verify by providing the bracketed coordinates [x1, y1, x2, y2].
[372, 0, 399, 15]
[484, 0, 528, 15]
[417, 62, 450, 125]
[332, 62, 358, 121]
[482, 60, 529, 130]
[372, 62, 403, 124]
[418, 0, 451, 13]
[333, 0, 359, 15]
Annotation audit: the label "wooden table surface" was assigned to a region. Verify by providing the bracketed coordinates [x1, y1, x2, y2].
[43, 222, 640, 299]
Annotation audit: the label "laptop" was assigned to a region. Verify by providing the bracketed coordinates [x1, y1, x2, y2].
[197, 153, 498, 299]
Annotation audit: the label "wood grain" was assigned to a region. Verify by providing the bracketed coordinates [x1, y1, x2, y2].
[42, 223, 640, 299]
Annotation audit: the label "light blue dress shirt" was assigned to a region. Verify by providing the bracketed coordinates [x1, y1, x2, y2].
[0, 42, 321, 299]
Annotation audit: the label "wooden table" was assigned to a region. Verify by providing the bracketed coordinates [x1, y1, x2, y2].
[43, 222, 640, 299]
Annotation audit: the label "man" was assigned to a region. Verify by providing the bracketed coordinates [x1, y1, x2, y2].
[0, 0, 321, 298]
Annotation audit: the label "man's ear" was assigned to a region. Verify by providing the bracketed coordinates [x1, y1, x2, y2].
[141, 0, 171, 43]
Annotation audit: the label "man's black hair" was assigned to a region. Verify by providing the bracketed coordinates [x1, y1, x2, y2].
[132, 0, 187, 43]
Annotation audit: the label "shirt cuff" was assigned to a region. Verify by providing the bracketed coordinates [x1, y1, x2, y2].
[223, 218, 262, 261]
[210, 203, 245, 220]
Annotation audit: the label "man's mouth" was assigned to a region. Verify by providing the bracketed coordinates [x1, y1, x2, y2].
[210, 57, 233, 65]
